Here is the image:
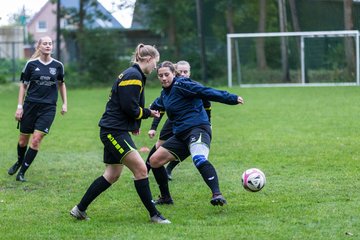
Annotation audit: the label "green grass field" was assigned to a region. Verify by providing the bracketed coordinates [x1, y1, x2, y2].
[1, 83, 360, 239]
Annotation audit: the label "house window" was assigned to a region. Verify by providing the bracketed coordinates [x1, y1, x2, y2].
[37, 21, 47, 32]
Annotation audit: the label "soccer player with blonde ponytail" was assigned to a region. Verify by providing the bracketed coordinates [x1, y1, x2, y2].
[7, 36, 67, 182]
[70, 43, 171, 224]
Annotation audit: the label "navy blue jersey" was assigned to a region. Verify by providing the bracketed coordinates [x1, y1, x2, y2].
[150, 78, 211, 131]
[99, 64, 151, 131]
[21, 58, 64, 105]
[151, 77, 238, 135]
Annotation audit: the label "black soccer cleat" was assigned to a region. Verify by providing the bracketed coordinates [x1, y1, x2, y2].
[16, 173, 26, 182]
[153, 196, 174, 205]
[8, 162, 22, 175]
[210, 194, 227, 206]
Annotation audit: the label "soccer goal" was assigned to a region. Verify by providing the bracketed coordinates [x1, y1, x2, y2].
[227, 30, 359, 87]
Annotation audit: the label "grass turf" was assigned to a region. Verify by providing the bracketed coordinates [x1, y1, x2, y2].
[0, 84, 359, 239]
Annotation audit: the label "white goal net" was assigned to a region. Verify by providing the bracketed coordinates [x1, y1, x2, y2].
[227, 30, 359, 87]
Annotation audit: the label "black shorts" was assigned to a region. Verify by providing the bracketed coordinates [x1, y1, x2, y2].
[20, 102, 56, 134]
[159, 119, 174, 141]
[100, 128, 137, 164]
[162, 125, 212, 161]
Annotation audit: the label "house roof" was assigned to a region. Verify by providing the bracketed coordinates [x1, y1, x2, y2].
[27, 1, 51, 26]
[28, 0, 124, 29]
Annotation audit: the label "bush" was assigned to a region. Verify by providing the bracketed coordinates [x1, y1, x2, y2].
[0, 58, 27, 83]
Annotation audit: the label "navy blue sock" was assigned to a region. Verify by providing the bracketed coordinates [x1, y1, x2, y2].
[165, 161, 179, 174]
[146, 145, 157, 173]
[152, 166, 171, 198]
[196, 161, 221, 195]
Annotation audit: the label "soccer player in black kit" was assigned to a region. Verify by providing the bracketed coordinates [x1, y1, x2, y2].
[70, 44, 171, 224]
[7, 36, 68, 182]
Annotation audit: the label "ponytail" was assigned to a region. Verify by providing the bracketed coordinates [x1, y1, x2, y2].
[30, 49, 41, 59]
[131, 43, 159, 64]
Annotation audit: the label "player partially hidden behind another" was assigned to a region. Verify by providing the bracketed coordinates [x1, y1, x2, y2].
[8, 36, 67, 182]
[146, 60, 211, 180]
[150, 61, 244, 206]
[69, 44, 170, 224]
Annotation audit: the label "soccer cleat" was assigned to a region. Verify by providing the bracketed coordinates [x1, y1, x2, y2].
[153, 196, 174, 205]
[8, 162, 22, 175]
[70, 205, 90, 220]
[16, 173, 26, 182]
[150, 213, 171, 224]
[210, 194, 227, 206]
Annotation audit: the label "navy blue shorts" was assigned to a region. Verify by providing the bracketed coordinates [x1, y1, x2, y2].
[162, 125, 212, 161]
[159, 119, 174, 141]
[20, 102, 56, 134]
[100, 128, 137, 164]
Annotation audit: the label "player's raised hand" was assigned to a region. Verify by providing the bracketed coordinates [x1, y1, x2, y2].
[237, 96, 244, 104]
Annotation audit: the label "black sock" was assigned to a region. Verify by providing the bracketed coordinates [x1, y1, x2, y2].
[17, 144, 27, 164]
[152, 166, 171, 198]
[134, 178, 158, 217]
[18, 147, 38, 175]
[77, 176, 111, 211]
[196, 161, 221, 195]
[146, 145, 157, 173]
[165, 161, 179, 174]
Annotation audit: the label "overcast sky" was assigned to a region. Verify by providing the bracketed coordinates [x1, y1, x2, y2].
[0, 0, 135, 28]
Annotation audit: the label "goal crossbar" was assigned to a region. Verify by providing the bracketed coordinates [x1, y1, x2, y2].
[227, 30, 360, 87]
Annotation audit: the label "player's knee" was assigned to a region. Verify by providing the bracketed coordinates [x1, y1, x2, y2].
[192, 155, 208, 168]
[108, 169, 122, 182]
[31, 138, 42, 149]
[104, 173, 120, 184]
[18, 137, 29, 147]
[149, 155, 160, 168]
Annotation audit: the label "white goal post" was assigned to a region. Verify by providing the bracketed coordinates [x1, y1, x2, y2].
[227, 30, 360, 87]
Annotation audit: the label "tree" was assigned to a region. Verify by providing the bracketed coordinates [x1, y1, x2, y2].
[135, 0, 196, 59]
[278, 0, 290, 82]
[256, 0, 267, 70]
[196, 0, 207, 82]
[60, 0, 125, 85]
[7, 6, 31, 27]
[343, 0, 355, 76]
[288, 0, 300, 32]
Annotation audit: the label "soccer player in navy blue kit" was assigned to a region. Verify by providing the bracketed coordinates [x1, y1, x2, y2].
[70, 44, 170, 224]
[7, 36, 68, 182]
[150, 61, 244, 206]
[146, 60, 211, 180]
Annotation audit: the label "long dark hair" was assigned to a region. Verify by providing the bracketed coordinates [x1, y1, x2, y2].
[157, 61, 176, 74]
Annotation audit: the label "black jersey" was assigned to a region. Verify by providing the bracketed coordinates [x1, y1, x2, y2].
[21, 58, 64, 105]
[98, 64, 152, 131]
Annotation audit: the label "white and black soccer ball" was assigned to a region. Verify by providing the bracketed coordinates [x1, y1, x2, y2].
[241, 168, 266, 192]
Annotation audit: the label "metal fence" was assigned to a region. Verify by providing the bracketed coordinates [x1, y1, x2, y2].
[0, 41, 32, 82]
